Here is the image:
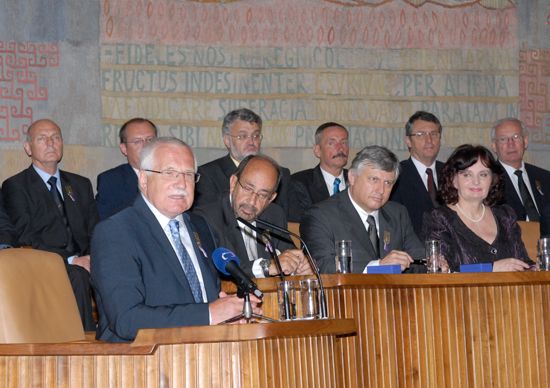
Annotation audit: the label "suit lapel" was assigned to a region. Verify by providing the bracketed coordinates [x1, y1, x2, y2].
[123, 163, 139, 194]
[378, 208, 397, 256]
[311, 165, 331, 202]
[134, 197, 193, 291]
[338, 193, 377, 258]
[525, 164, 544, 211]
[220, 154, 238, 180]
[220, 196, 251, 261]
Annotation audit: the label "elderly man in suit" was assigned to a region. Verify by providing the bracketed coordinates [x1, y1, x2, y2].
[390, 111, 444, 240]
[195, 154, 311, 278]
[288, 122, 349, 222]
[96, 117, 158, 220]
[2, 119, 98, 330]
[194, 108, 291, 215]
[301, 145, 424, 274]
[91, 137, 259, 342]
[491, 117, 550, 221]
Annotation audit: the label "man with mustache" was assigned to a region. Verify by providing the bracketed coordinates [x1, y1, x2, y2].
[390, 111, 444, 240]
[2, 119, 97, 330]
[92, 138, 259, 342]
[301, 146, 424, 274]
[491, 117, 550, 221]
[195, 155, 312, 278]
[194, 108, 291, 216]
[288, 122, 349, 222]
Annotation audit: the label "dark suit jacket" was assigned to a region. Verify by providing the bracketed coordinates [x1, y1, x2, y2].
[301, 190, 424, 273]
[498, 162, 550, 221]
[91, 195, 221, 342]
[96, 163, 139, 220]
[390, 158, 444, 240]
[288, 164, 349, 222]
[194, 154, 291, 216]
[194, 193, 294, 277]
[2, 165, 97, 258]
[541, 203, 550, 237]
[0, 191, 15, 246]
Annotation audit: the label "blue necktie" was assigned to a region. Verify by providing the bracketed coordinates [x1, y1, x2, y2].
[168, 219, 204, 303]
[333, 177, 341, 195]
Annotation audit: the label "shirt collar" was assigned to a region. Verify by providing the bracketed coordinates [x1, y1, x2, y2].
[32, 164, 61, 186]
[410, 156, 436, 173]
[347, 190, 379, 223]
[141, 193, 183, 229]
[499, 160, 526, 175]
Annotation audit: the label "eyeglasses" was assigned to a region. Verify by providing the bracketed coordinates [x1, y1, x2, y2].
[408, 131, 441, 140]
[494, 134, 523, 144]
[125, 137, 155, 146]
[237, 179, 273, 201]
[226, 133, 263, 142]
[144, 169, 201, 183]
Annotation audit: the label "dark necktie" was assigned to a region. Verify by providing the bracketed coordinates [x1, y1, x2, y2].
[333, 177, 341, 195]
[48, 176, 64, 215]
[366, 215, 379, 257]
[48, 176, 74, 253]
[168, 219, 204, 303]
[514, 170, 540, 221]
[426, 168, 437, 205]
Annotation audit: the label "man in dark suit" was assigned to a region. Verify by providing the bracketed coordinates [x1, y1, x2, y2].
[2, 119, 97, 330]
[0, 191, 15, 248]
[391, 111, 444, 239]
[194, 108, 291, 215]
[289, 122, 349, 222]
[491, 117, 550, 221]
[92, 137, 259, 342]
[96, 118, 158, 220]
[195, 155, 311, 278]
[301, 146, 424, 274]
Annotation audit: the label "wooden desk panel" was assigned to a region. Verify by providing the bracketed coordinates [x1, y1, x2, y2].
[229, 272, 550, 388]
[0, 319, 356, 388]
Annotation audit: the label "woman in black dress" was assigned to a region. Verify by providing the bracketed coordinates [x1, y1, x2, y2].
[422, 144, 533, 272]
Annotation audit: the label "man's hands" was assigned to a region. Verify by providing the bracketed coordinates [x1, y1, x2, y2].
[269, 249, 313, 276]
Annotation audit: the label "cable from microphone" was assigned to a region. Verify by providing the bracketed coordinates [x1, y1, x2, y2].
[212, 247, 263, 299]
[253, 218, 328, 319]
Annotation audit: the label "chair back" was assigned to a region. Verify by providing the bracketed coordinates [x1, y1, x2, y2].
[517, 221, 540, 261]
[0, 248, 85, 343]
[287, 222, 301, 248]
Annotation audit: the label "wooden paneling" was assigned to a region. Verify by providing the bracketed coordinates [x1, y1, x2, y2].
[0, 319, 356, 388]
[233, 272, 550, 388]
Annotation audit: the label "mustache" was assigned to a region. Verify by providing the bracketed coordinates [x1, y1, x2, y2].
[333, 152, 348, 159]
[239, 203, 258, 215]
[170, 189, 189, 197]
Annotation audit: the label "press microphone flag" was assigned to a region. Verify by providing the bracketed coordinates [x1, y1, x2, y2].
[212, 247, 263, 299]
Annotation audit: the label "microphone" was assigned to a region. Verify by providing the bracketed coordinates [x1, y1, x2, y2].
[253, 218, 328, 319]
[237, 217, 285, 279]
[212, 247, 263, 299]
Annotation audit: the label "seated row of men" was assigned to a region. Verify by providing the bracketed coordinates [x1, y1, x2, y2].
[0, 109, 548, 342]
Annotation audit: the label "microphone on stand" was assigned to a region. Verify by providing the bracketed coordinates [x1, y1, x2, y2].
[212, 247, 263, 299]
[237, 217, 292, 320]
[253, 218, 328, 319]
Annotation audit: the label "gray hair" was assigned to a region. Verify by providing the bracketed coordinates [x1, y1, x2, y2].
[140, 137, 197, 172]
[221, 108, 262, 136]
[350, 145, 400, 180]
[491, 117, 526, 140]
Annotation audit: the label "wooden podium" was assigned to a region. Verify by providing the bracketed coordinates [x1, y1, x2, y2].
[232, 272, 550, 388]
[0, 319, 356, 387]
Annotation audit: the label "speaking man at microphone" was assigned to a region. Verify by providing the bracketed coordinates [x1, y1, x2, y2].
[195, 154, 312, 278]
[91, 138, 261, 342]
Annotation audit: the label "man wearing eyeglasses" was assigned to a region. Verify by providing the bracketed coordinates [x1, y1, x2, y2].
[95, 118, 158, 220]
[390, 111, 444, 239]
[2, 119, 98, 331]
[195, 155, 312, 278]
[194, 108, 291, 215]
[92, 137, 259, 342]
[491, 117, 550, 221]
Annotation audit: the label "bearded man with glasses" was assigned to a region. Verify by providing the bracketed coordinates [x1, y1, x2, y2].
[491, 117, 550, 221]
[390, 111, 445, 240]
[194, 108, 291, 216]
[195, 154, 312, 278]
